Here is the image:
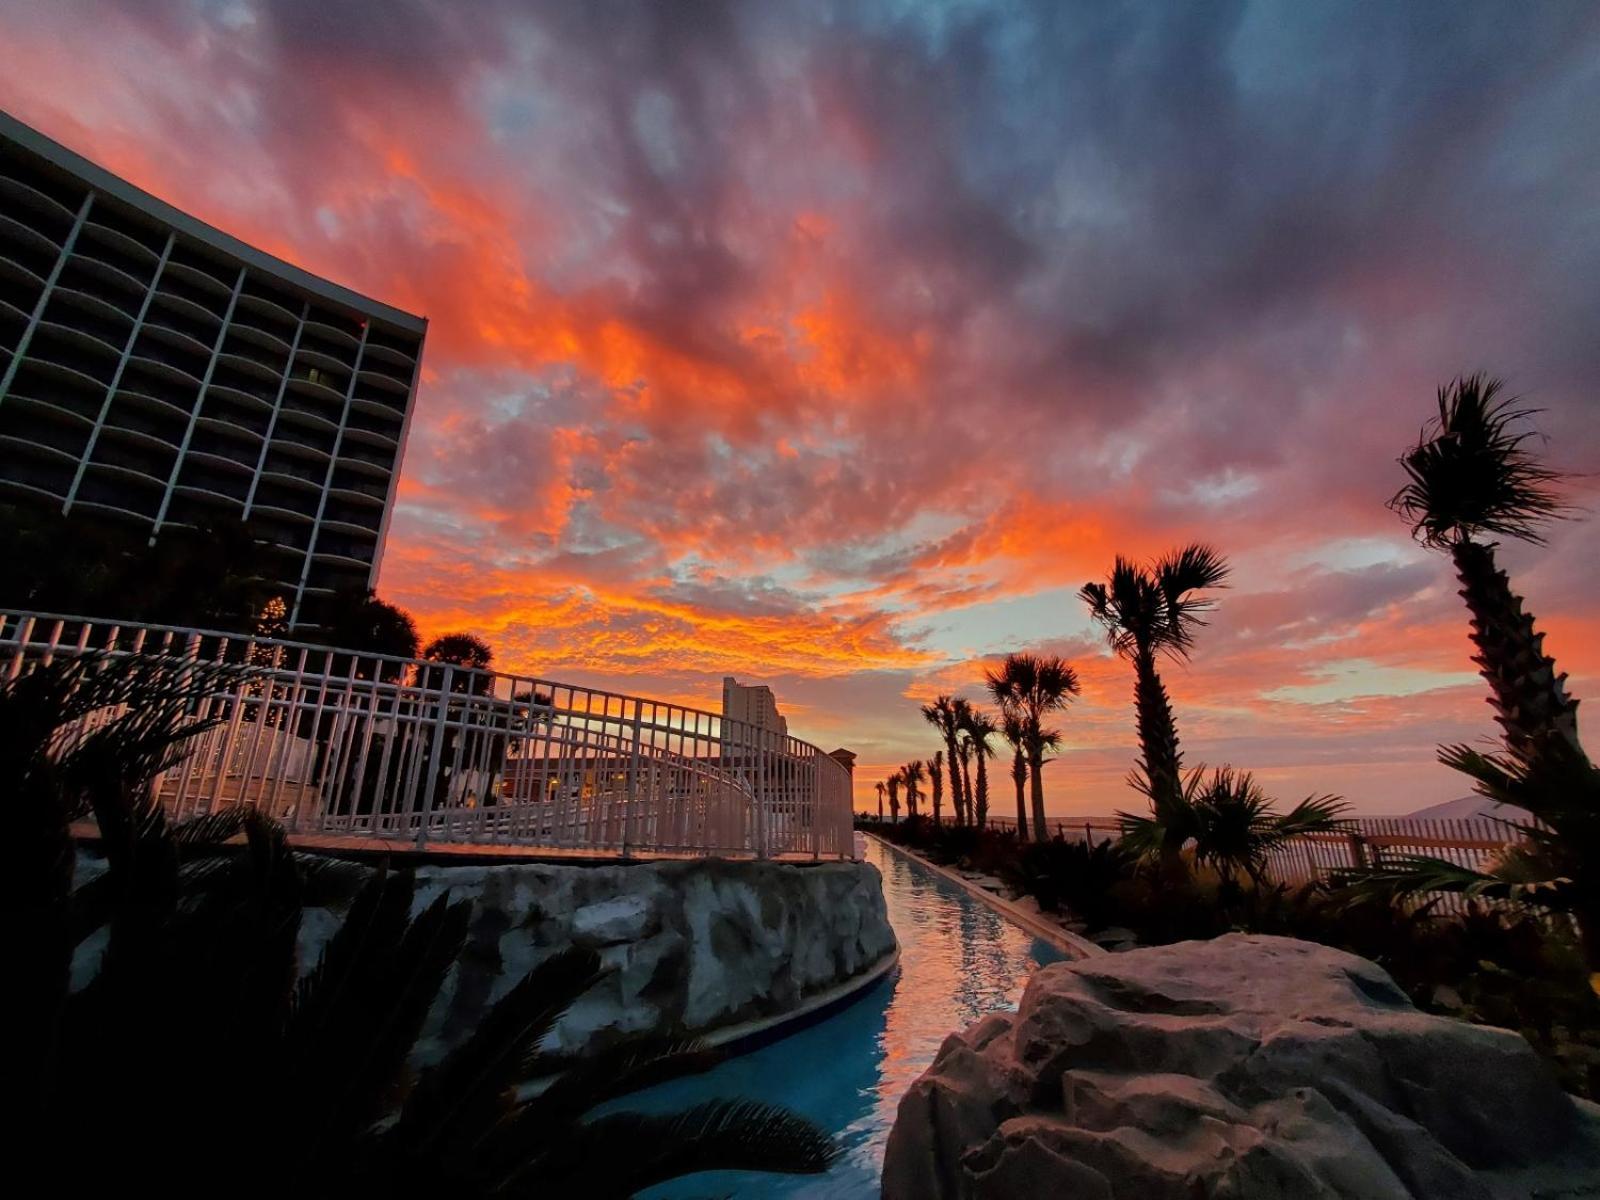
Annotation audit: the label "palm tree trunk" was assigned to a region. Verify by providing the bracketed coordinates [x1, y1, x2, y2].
[943, 732, 966, 824]
[973, 753, 989, 827]
[1028, 746, 1047, 842]
[1012, 750, 1029, 841]
[1451, 539, 1582, 762]
[1134, 647, 1184, 815]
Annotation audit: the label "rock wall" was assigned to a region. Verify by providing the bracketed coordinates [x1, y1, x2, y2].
[882, 934, 1600, 1200]
[385, 857, 897, 1060]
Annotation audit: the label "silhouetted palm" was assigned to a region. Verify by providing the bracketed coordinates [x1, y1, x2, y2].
[1389, 375, 1577, 759]
[325, 588, 422, 678]
[8, 654, 836, 1195]
[1081, 545, 1229, 863]
[902, 759, 925, 820]
[1120, 766, 1347, 889]
[985, 654, 1080, 841]
[886, 771, 902, 822]
[928, 750, 944, 825]
[961, 709, 998, 827]
[1001, 711, 1030, 839]
[1358, 376, 1597, 967]
[920, 695, 968, 822]
[874, 780, 886, 821]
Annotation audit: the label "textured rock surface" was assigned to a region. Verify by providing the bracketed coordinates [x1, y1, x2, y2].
[387, 857, 897, 1061]
[882, 934, 1600, 1199]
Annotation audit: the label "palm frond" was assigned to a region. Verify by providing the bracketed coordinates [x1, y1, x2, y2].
[1335, 853, 1573, 910]
[522, 1100, 837, 1197]
[1388, 374, 1568, 548]
[393, 946, 604, 1160]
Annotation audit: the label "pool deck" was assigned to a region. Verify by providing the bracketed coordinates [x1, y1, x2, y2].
[864, 832, 1105, 959]
[70, 821, 846, 868]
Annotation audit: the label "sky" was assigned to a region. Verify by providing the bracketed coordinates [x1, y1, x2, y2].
[3, 1, 1597, 816]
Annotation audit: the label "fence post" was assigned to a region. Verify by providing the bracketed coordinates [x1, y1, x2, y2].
[624, 698, 643, 858]
[417, 664, 454, 849]
[1348, 832, 1369, 870]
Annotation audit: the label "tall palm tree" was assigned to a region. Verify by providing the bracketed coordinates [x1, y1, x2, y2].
[886, 772, 902, 823]
[1001, 711, 1030, 840]
[928, 751, 944, 825]
[920, 696, 968, 822]
[950, 697, 975, 824]
[1357, 376, 1599, 968]
[1080, 545, 1229, 858]
[902, 760, 925, 821]
[874, 780, 886, 822]
[985, 654, 1081, 841]
[1389, 375, 1577, 760]
[961, 709, 998, 828]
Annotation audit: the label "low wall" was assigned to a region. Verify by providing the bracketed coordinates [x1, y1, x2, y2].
[298, 856, 898, 1061]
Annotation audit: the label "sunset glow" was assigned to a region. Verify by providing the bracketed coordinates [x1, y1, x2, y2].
[6, 1, 1595, 815]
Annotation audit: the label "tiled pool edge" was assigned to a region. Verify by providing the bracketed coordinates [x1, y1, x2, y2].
[864, 832, 1105, 959]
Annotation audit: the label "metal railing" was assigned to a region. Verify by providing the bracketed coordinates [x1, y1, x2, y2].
[3, 610, 854, 859]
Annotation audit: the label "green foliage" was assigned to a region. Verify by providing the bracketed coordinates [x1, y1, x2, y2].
[1002, 837, 1139, 931]
[1119, 765, 1348, 888]
[10, 655, 836, 1194]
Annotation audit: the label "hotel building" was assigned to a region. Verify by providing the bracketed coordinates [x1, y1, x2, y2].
[0, 110, 425, 629]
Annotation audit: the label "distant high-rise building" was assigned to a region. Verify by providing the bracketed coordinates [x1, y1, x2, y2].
[722, 675, 789, 742]
[0, 110, 425, 629]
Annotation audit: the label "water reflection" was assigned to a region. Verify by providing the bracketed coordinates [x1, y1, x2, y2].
[636, 838, 1065, 1198]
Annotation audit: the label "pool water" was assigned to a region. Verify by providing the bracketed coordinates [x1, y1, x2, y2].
[634, 837, 1067, 1198]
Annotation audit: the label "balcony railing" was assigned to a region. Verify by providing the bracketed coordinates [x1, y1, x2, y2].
[2, 610, 853, 860]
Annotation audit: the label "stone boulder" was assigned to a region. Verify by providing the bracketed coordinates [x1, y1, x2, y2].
[882, 934, 1600, 1199]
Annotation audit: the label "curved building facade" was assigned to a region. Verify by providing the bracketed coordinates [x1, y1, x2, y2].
[0, 111, 425, 628]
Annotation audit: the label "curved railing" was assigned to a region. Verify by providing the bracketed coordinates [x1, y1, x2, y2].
[1, 610, 854, 860]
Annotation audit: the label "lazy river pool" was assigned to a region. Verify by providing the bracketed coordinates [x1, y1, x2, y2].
[635, 836, 1068, 1197]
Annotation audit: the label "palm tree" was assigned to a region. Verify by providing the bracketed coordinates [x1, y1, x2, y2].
[985, 654, 1081, 841]
[423, 632, 494, 669]
[8, 654, 836, 1193]
[886, 772, 902, 823]
[928, 751, 944, 825]
[1120, 766, 1348, 890]
[1354, 376, 1598, 968]
[961, 709, 998, 828]
[1001, 711, 1030, 839]
[874, 780, 886, 822]
[325, 588, 422, 681]
[920, 696, 968, 822]
[902, 760, 925, 821]
[1080, 545, 1229, 861]
[1389, 375, 1577, 760]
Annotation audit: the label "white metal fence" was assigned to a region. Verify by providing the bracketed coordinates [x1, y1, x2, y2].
[4, 610, 854, 859]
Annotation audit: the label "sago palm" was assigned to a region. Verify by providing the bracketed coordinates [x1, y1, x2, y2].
[1081, 544, 1229, 861]
[961, 709, 998, 827]
[985, 654, 1080, 841]
[920, 696, 968, 822]
[1120, 766, 1347, 889]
